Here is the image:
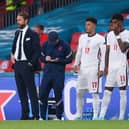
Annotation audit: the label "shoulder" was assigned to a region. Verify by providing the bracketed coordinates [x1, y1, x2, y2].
[96, 33, 105, 39]
[95, 33, 105, 43]
[107, 31, 114, 37]
[60, 40, 70, 48]
[79, 33, 87, 40]
[121, 29, 129, 35]
[27, 28, 38, 36]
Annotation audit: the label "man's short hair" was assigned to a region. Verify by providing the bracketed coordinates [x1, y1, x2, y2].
[86, 17, 97, 24]
[17, 11, 29, 21]
[35, 24, 44, 31]
[112, 14, 124, 22]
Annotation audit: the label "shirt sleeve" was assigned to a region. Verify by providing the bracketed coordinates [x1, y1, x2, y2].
[57, 43, 73, 65]
[74, 35, 83, 66]
[40, 43, 47, 63]
[99, 37, 106, 71]
[121, 34, 129, 43]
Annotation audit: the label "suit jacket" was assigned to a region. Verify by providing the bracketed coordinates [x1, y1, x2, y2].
[12, 27, 41, 71]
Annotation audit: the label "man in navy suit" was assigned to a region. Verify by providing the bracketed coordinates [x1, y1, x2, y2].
[11, 11, 40, 120]
[39, 31, 73, 120]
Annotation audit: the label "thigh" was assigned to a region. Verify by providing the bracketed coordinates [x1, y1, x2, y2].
[39, 74, 52, 99]
[117, 66, 127, 87]
[105, 69, 116, 87]
[14, 67, 27, 98]
[88, 68, 99, 93]
[21, 64, 36, 91]
[77, 70, 88, 90]
[53, 74, 64, 100]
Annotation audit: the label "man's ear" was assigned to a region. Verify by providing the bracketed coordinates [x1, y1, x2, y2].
[25, 19, 29, 24]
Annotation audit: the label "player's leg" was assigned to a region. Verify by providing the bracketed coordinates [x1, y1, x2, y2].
[39, 74, 52, 120]
[99, 87, 113, 119]
[117, 67, 127, 120]
[53, 74, 65, 120]
[99, 70, 115, 119]
[76, 72, 88, 119]
[76, 89, 87, 119]
[119, 86, 127, 120]
[88, 67, 100, 120]
[92, 93, 100, 120]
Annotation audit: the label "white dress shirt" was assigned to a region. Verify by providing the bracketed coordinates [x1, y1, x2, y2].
[14, 25, 28, 61]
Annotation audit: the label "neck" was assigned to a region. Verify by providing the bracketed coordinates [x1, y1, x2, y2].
[87, 31, 96, 37]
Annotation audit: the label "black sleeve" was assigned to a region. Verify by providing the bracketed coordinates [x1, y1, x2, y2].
[57, 43, 73, 65]
[11, 31, 19, 54]
[30, 31, 41, 65]
[40, 42, 47, 63]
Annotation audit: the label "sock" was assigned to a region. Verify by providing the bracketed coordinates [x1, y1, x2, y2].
[92, 93, 100, 119]
[99, 90, 112, 119]
[119, 90, 127, 120]
[76, 89, 85, 118]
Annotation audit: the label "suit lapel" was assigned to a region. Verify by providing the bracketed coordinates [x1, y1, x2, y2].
[23, 28, 30, 44]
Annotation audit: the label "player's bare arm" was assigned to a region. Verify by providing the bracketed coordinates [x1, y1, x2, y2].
[104, 45, 110, 75]
[116, 38, 129, 52]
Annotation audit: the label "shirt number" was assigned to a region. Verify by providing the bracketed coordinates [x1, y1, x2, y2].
[85, 48, 90, 54]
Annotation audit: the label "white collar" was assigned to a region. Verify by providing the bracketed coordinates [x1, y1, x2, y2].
[20, 25, 28, 33]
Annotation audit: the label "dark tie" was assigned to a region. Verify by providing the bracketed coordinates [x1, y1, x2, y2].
[17, 31, 23, 60]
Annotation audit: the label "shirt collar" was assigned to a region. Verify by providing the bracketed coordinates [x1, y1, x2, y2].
[20, 25, 28, 33]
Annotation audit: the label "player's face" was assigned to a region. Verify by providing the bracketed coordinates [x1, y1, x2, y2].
[17, 15, 28, 29]
[85, 21, 96, 33]
[111, 19, 121, 30]
[109, 22, 113, 31]
[34, 27, 41, 35]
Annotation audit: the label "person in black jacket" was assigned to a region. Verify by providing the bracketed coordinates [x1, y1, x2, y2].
[11, 11, 40, 120]
[39, 31, 72, 120]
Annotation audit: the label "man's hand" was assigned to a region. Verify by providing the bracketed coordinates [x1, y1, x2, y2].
[73, 65, 80, 73]
[46, 56, 59, 62]
[97, 71, 103, 78]
[50, 58, 59, 62]
[46, 56, 52, 62]
[11, 54, 15, 64]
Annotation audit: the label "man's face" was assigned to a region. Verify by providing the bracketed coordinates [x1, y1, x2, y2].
[109, 22, 113, 31]
[34, 27, 42, 35]
[111, 19, 121, 31]
[85, 21, 96, 33]
[17, 15, 28, 29]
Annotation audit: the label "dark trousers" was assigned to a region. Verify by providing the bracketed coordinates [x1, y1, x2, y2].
[14, 61, 39, 119]
[39, 72, 64, 120]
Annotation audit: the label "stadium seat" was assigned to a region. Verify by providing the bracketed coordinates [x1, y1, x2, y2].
[70, 32, 83, 52]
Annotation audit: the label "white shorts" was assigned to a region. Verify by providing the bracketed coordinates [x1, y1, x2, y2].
[105, 66, 127, 87]
[76, 67, 102, 93]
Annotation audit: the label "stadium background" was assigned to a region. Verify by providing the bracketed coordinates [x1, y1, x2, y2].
[0, 0, 129, 122]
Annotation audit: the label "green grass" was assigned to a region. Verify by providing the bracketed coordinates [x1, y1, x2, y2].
[0, 120, 129, 129]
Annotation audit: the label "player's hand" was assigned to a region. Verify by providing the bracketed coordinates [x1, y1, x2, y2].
[50, 58, 59, 62]
[46, 56, 51, 62]
[97, 71, 103, 78]
[73, 65, 80, 73]
[11, 54, 15, 64]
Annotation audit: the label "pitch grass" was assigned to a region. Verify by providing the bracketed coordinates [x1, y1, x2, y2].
[0, 120, 129, 129]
